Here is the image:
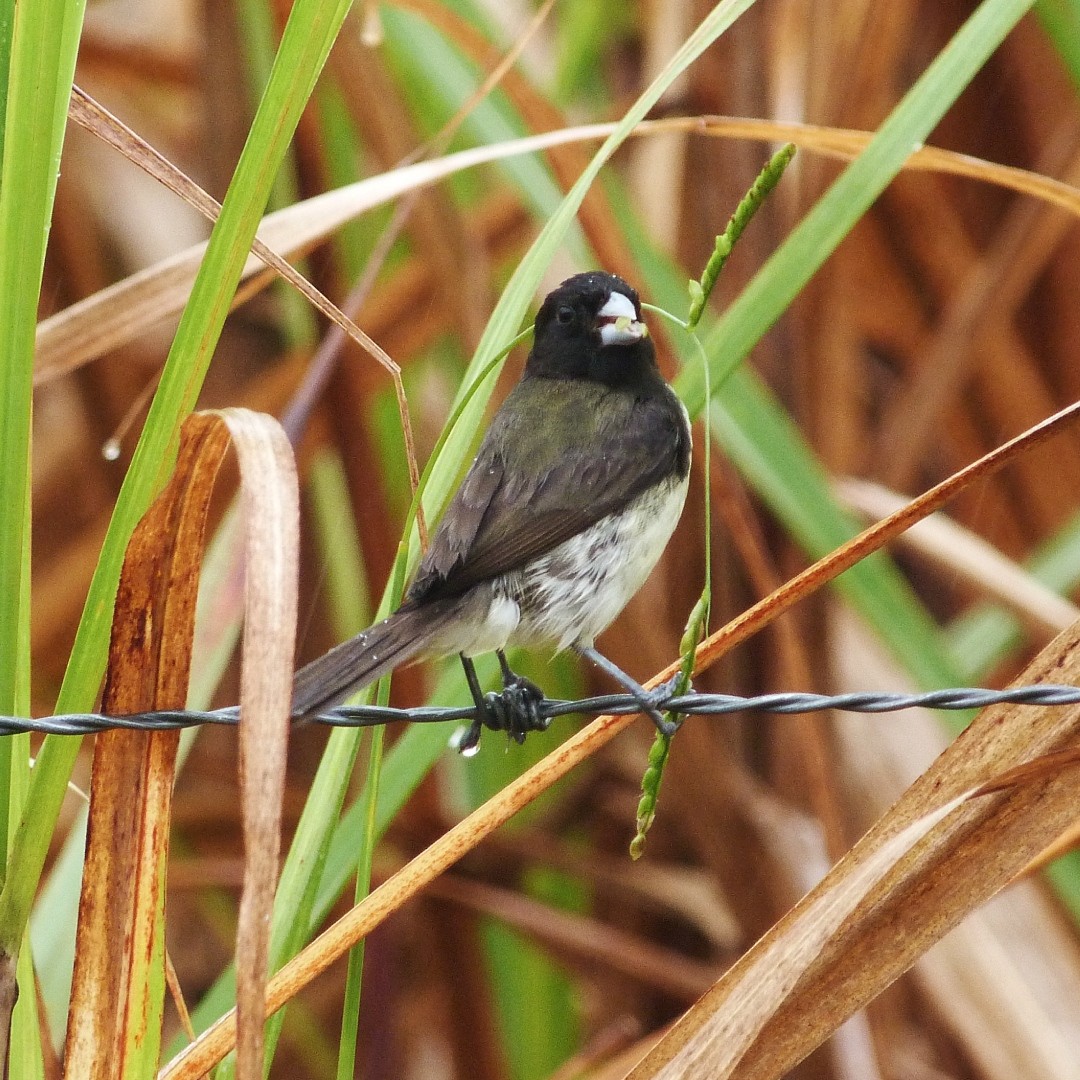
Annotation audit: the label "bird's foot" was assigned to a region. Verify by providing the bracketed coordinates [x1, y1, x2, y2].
[455, 653, 550, 754]
[484, 674, 548, 745]
[485, 650, 548, 744]
[575, 646, 687, 737]
[641, 674, 687, 737]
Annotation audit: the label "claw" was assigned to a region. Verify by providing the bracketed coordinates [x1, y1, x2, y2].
[649, 674, 683, 706]
[454, 717, 485, 756]
[647, 674, 691, 736]
[486, 678, 548, 744]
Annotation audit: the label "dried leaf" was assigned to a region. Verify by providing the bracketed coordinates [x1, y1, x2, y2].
[216, 409, 299, 1080]
[38, 117, 1080, 386]
[64, 414, 231, 1079]
[62, 410, 297, 1080]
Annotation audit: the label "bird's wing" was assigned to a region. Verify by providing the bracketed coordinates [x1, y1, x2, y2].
[404, 380, 688, 607]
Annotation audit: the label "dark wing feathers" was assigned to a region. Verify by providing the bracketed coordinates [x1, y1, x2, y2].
[404, 451, 503, 595]
[403, 379, 686, 607]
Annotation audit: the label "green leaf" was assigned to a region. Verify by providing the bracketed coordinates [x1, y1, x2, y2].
[0, 0, 87, 1016]
[678, 0, 1037, 418]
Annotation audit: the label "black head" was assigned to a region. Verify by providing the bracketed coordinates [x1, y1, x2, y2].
[526, 271, 659, 389]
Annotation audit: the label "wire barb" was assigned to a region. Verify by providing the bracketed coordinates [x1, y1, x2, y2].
[7, 684, 1080, 737]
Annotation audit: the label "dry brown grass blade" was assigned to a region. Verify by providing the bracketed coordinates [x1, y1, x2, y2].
[39, 114, 1080, 388]
[215, 409, 299, 1080]
[971, 744, 1080, 797]
[158, 397, 1080, 1079]
[63, 87, 404, 384]
[63, 414, 231, 1079]
[827, 608, 1080, 1079]
[58, 409, 296, 1078]
[163, 953, 195, 1045]
[685, 115, 1080, 214]
[625, 801, 967, 1078]
[623, 619, 1080, 1079]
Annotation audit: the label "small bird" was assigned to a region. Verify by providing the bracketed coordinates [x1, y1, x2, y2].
[291, 271, 692, 749]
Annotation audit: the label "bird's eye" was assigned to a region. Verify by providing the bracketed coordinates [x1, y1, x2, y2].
[556, 305, 575, 325]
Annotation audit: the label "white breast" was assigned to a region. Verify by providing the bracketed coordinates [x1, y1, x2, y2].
[508, 473, 690, 652]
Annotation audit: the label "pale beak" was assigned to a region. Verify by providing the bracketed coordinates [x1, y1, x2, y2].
[596, 291, 648, 345]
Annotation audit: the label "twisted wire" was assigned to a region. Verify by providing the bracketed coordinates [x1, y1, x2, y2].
[5, 683, 1080, 736]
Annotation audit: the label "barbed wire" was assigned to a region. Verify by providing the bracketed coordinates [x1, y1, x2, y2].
[5, 683, 1080, 738]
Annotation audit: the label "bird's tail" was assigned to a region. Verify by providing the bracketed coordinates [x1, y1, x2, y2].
[291, 604, 453, 719]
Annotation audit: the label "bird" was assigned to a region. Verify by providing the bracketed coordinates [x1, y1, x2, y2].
[291, 271, 692, 750]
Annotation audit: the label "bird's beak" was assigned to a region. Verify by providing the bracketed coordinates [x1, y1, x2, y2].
[596, 291, 648, 345]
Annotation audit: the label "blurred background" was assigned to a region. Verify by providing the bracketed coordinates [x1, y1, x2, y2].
[30, 0, 1080, 1076]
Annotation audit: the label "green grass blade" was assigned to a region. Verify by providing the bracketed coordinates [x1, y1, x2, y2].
[1035, 0, 1080, 90]
[55, 0, 354, 711]
[708, 370, 961, 688]
[617, 193, 965, 697]
[0, 1, 85, 1069]
[170, 709, 451, 1061]
[334, 723, 383, 1080]
[0, 3, 14, 167]
[0, 0, 84, 709]
[656, 0, 1036, 702]
[0, 0, 86, 989]
[10, 931, 44, 1080]
[399, 0, 758, 578]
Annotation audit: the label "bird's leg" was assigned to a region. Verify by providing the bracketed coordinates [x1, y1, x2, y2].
[574, 645, 682, 736]
[497, 649, 543, 699]
[457, 654, 494, 754]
